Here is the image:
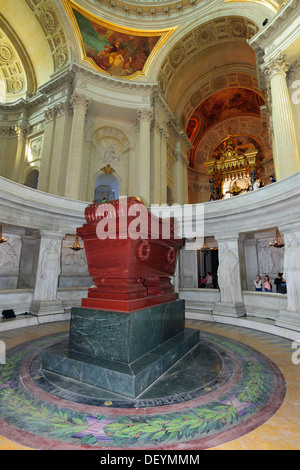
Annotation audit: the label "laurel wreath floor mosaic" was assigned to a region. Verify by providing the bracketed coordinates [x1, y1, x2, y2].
[0, 323, 286, 450]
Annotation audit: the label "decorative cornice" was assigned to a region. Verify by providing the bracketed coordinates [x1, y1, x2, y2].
[70, 62, 158, 91]
[72, 0, 222, 27]
[248, 0, 300, 48]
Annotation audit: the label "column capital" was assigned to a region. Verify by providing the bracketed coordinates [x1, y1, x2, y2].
[71, 92, 91, 112]
[137, 108, 153, 123]
[261, 53, 290, 80]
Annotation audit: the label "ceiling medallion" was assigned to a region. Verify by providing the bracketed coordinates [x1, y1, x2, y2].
[63, 0, 177, 79]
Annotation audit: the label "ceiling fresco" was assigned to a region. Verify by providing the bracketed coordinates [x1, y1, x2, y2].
[64, 0, 176, 78]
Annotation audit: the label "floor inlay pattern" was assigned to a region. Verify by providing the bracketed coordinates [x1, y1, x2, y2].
[0, 327, 286, 450]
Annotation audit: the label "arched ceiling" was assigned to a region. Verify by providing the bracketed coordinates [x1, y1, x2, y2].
[157, 16, 259, 116]
[188, 87, 266, 167]
[0, 0, 70, 103]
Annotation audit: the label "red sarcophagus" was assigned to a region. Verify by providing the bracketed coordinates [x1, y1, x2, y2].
[77, 197, 183, 312]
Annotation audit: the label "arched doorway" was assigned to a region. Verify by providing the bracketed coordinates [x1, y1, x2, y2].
[94, 173, 119, 203]
[24, 170, 39, 189]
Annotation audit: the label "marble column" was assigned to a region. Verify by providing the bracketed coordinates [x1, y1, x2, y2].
[13, 125, 28, 183]
[38, 107, 56, 192]
[136, 109, 152, 205]
[151, 120, 162, 204]
[182, 155, 189, 204]
[213, 236, 246, 317]
[277, 229, 300, 331]
[64, 93, 91, 200]
[262, 54, 300, 179]
[30, 231, 64, 319]
[128, 146, 136, 197]
[179, 245, 198, 288]
[48, 101, 72, 196]
[174, 144, 184, 205]
[160, 130, 168, 205]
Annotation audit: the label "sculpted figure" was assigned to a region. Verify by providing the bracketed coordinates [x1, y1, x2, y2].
[40, 241, 61, 300]
[284, 232, 300, 312]
[218, 242, 242, 303]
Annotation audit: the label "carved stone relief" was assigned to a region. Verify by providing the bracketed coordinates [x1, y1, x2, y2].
[0, 29, 26, 99]
[158, 17, 258, 93]
[92, 126, 129, 173]
[25, 0, 70, 72]
[283, 231, 300, 312]
[61, 239, 88, 275]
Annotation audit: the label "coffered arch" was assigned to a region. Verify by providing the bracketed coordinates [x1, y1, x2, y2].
[0, 0, 71, 101]
[193, 115, 272, 171]
[157, 16, 259, 115]
[179, 67, 263, 130]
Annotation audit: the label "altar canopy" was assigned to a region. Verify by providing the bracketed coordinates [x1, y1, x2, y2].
[204, 137, 262, 199]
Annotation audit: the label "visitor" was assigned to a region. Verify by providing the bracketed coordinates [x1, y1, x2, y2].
[253, 179, 260, 190]
[205, 272, 212, 288]
[274, 273, 283, 293]
[254, 275, 262, 291]
[263, 275, 272, 292]
[200, 276, 206, 288]
[212, 273, 218, 289]
[269, 176, 276, 183]
[279, 278, 287, 294]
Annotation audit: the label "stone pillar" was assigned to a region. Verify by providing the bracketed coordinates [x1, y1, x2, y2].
[128, 146, 136, 196]
[1, 126, 17, 179]
[213, 236, 246, 317]
[160, 130, 168, 205]
[179, 244, 198, 288]
[48, 101, 72, 196]
[276, 229, 300, 331]
[30, 231, 64, 319]
[64, 93, 91, 200]
[262, 54, 300, 179]
[38, 107, 56, 192]
[174, 141, 184, 205]
[182, 155, 189, 204]
[288, 61, 300, 159]
[136, 109, 152, 205]
[13, 124, 28, 183]
[151, 120, 162, 204]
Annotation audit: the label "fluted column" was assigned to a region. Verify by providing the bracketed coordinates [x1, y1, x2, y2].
[64, 93, 91, 200]
[13, 125, 28, 183]
[182, 155, 189, 204]
[152, 120, 162, 204]
[262, 54, 300, 179]
[48, 101, 72, 196]
[38, 107, 56, 192]
[136, 109, 152, 205]
[160, 130, 168, 205]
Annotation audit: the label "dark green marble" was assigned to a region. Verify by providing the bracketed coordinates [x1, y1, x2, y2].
[42, 300, 201, 398]
[42, 328, 200, 398]
[68, 300, 185, 363]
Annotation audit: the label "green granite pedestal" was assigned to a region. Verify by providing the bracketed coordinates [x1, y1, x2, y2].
[42, 300, 200, 399]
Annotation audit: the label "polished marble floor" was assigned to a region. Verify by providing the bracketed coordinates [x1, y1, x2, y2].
[0, 318, 299, 450]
